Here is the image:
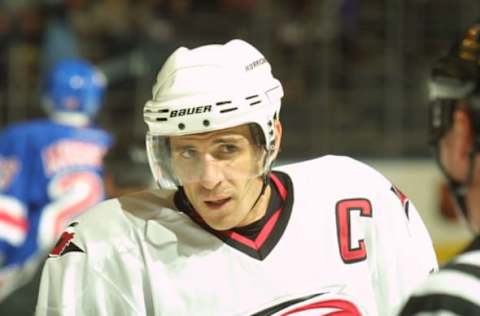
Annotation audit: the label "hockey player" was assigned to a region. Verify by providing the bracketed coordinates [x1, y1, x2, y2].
[399, 21, 480, 315]
[36, 39, 437, 316]
[0, 58, 112, 303]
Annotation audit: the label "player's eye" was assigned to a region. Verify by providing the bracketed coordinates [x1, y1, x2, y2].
[220, 144, 239, 154]
[178, 147, 198, 160]
[213, 143, 241, 160]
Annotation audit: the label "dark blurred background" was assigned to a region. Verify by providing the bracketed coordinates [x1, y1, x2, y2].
[0, 0, 479, 161]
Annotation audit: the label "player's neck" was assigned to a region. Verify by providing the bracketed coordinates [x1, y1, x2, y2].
[50, 112, 91, 127]
[237, 182, 272, 228]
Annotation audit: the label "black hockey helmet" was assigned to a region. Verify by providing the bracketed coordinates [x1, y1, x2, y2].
[429, 22, 480, 145]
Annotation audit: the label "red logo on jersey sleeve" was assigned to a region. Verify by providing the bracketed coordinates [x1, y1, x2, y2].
[49, 223, 84, 257]
[391, 185, 410, 219]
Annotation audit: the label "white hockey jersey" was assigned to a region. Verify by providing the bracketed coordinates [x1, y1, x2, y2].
[35, 156, 438, 316]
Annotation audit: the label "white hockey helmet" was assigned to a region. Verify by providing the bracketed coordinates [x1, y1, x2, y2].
[144, 39, 284, 189]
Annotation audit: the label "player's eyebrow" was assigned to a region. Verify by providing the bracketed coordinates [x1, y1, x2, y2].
[173, 134, 247, 145]
[171, 144, 195, 152]
[211, 135, 246, 144]
[171, 137, 246, 152]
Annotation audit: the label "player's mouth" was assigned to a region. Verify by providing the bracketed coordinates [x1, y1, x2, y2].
[204, 197, 232, 210]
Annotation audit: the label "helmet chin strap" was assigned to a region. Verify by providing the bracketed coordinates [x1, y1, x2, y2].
[247, 172, 270, 214]
[242, 148, 275, 222]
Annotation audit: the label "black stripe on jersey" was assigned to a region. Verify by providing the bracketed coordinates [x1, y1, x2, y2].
[443, 262, 480, 280]
[61, 241, 84, 256]
[250, 292, 325, 316]
[399, 294, 480, 316]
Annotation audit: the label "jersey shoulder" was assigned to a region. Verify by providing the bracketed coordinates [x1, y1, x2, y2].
[74, 124, 113, 147]
[276, 155, 391, 188]
[73, 189, 173, 234]
[1, 119, 112, 146]
[0, 120, 47, 142]
[58, 189, 179, 251]
[0, 120, 51, 160]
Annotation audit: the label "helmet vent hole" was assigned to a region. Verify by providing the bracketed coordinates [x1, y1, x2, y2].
[216, 101, 231, 106]
[246, 95, 261, 106]
[178, 123, 185, 130]
[203, 120, 210, 127]
[156, 117, 167, 122]
[220, 107, 238, 113]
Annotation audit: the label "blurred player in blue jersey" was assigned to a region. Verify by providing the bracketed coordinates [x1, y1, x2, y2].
[0, 58, 112, 304]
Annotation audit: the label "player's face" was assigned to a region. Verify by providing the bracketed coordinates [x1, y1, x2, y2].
[170, 125, 268, 230]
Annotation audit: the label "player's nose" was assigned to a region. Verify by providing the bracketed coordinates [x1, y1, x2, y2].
[197, 156, 225, 190]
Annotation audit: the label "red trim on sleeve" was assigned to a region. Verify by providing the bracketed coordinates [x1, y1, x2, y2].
[0, 209, 28, 231]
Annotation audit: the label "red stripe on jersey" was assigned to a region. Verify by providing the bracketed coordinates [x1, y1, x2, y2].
[392, 185, 408, 207]
[254, 208, 281, 247]
[280, 298, 362, 315]
[226, 209, 281, 250]
[0, 209, 28, 231]
[224, 173, 288, 250]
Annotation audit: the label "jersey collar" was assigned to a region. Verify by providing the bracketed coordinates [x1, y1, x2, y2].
[174, 171, 294, 260]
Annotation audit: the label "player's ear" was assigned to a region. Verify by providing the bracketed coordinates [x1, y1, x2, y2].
[271, 120, 282, 160]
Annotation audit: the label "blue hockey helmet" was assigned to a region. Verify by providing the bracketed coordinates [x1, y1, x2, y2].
[43, 58, 107, 125]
